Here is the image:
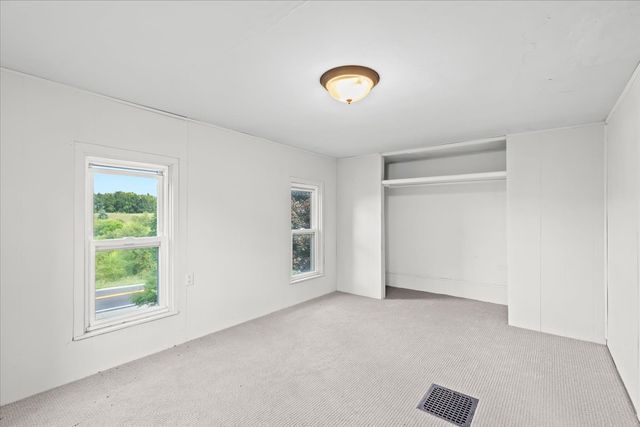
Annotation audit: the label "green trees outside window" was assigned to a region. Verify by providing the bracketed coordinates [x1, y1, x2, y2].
[94, 190, 159, 307]
[291, 190, 313, 274]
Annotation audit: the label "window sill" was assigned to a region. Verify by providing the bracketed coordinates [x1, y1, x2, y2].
[291, 272, 324, 285]
[73, 308, 179, 341]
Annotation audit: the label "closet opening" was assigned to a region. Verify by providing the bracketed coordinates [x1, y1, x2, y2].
[382, 137, 507, 305]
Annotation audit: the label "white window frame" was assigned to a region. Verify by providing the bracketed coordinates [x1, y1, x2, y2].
[74, 145, 178, 340]
[290, 179, 323, 283]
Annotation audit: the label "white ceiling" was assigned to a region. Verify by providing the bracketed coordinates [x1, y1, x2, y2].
[2, 1, 639, 157]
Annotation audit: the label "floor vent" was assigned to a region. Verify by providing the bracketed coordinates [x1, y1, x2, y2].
[417, 384, 479, 426]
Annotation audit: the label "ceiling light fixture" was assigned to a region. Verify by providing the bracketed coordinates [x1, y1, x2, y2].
[320, 65, 380, 104]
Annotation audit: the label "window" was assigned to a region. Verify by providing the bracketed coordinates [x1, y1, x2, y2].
[291, 180, 323, 282]
[81, 156, 173, 334]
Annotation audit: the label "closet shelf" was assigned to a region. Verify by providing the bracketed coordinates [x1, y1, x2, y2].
[382, 136, 506, 163]
[382, 171, 506, 187]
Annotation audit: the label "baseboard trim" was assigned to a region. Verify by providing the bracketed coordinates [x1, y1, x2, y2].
[386, 273, 507, 305]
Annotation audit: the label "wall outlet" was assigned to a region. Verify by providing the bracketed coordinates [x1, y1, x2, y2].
[186, 272, 195, 287]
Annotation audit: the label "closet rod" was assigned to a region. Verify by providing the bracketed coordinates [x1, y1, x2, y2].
[382, 171, 506, 187]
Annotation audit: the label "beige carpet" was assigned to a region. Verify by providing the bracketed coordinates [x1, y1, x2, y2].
[1, 287, 637, 426]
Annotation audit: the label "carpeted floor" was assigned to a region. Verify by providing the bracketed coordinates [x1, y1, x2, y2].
[1, 287, 637, 426]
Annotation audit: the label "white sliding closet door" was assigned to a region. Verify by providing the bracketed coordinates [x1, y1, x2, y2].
[337, 154, 385, 299]
[507, 123, 605, 344]
[605, 68, 640, 412]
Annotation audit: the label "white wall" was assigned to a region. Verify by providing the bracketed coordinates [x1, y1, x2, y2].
[606, 66, 640, 412]
[185, 123, 336, 339]
[0, 69, 337, 405]
[337, 154, 384, 299]
[507, 123, 606, 344]
[386, 182, 507, 304]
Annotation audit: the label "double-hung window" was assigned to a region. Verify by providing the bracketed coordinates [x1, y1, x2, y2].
[291, 180, 323, 283]
[82, 157, 173, 334]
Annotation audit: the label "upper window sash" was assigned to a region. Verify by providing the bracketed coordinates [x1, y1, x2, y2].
[88, 157, 168, 242]
[291, 183, 317, 231]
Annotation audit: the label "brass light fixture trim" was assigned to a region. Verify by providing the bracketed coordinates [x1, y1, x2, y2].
[320, 65, 380, 104]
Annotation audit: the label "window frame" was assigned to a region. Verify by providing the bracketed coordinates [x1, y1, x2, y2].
[290, 179, 323, 284]
[74, 145, 178, 340]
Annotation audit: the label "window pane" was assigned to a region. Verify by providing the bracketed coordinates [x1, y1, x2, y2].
[291, 190, 312, 229]
[292, 234, 315, 275]
[95, 247, 159, 320]
[93, 171, 159, 239]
